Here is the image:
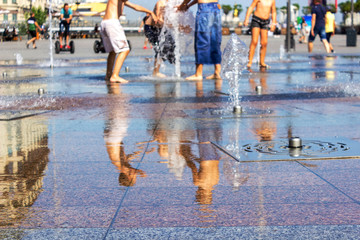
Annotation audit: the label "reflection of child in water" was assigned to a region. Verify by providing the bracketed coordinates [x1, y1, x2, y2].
[180, 143, 220, 205]
[104, 85, 147, 186]
[107, 145, 146, 186]
[248, 73, 276, 142]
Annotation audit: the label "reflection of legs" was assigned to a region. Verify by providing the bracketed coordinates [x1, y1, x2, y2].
[195, 161, 219, 205]
[259, 29, 268, 67]
[249, 77, 256, 90]
[196, 81, 203, 97]
[214, 78, 222, 92]
[109, 50, 130, 83]
[107, 144, 121, 163]
[186, 64, 203, 81]
[206, 64, 221, 80]
[260, 77, 268, 91]
[248, 27, 260, 68]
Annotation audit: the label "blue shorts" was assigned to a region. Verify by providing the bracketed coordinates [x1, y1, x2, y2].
[195, 3, 222, 65]
[308, 26, 326, 42]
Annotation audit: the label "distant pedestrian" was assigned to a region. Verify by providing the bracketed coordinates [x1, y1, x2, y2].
[244, 0, 277, 70]
[299, 17, 308, 43]
[59, 3, 73, 49]
[139, 13, 152, 49]
[308, 0, 330, 53]
[94, 23, 99, 33]
[26, 12, 42, 49]
[325, 6, 335, 53]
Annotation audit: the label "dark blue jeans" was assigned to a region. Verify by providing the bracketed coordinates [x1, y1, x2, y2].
[195, 3, 222, 65]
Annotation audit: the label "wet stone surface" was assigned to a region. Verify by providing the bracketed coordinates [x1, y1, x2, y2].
[213, 138, 360, 162]
[1, 37, 360, 238]
[0, 110, 51, 120]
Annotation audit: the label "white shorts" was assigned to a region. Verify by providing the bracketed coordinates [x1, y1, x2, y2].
[100, 19, 129, 53]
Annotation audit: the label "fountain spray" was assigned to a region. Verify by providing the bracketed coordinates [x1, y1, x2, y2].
[159, 0, 194, 78]
[48, 0, 54, 69]
[221, 34, 248, 113]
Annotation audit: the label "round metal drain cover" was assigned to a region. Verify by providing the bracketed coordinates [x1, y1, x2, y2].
[241, 140, 350, 157]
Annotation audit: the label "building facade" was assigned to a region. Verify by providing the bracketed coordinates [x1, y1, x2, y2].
[0, 0, 61, 26]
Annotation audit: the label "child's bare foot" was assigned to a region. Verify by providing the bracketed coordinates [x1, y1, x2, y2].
[109, 76, 129, 84]
[259, 64, 271, 69]
[206, 74, 222, 80]
[105, 75, 111, 81]
[246, 64, 252, 69]
[185, 74, 203, 81]
[153, 72, 167, 78]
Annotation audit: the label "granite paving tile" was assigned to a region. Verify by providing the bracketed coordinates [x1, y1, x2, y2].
[1, 206, 117, 228]
[263, 202, 360, 226]
[0, 228, 107, 240]
[111, 204, 261, 228]
[107, 225, 360, 239]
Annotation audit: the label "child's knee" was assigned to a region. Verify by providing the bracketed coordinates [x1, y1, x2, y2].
[251, 40, 258, 46]
[260, 41, 268, 48]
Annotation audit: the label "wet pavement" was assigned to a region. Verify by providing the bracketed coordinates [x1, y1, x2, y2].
[1, 35, 360, 239]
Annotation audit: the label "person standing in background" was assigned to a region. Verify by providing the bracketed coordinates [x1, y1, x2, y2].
[26, 12, 42, 49]
[244, 0, 277, 70]
[308, 0, 330, 53]
[325, 6, 335, 53]
[139, 13, 152, 49]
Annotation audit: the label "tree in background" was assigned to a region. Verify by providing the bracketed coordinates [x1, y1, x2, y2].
[233, 4, 243, 18]
[222, 4, 233, 18]
[355, 0, 360, 12]
[24, 7, 48, 26]
[339, 1, 352, 23]
[328, 3, 337, 13]
[293, 3, 300, 11]
[338, 0, 360, 24]
[302, 6, 311, 15]
[222, 4, 232, 25]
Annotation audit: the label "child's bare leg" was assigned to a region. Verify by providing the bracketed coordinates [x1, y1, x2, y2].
[106, 51, 116, 80]
[206, 64, 222, 79]
[259, 28, 268, 67]
[152, 58, 166, 78]
[247, 27, 260, 69]
[110, 49, 130, 83]
[186, 64, 203, 81]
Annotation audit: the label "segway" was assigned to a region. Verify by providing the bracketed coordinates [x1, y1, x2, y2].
[93, 38, 105, 53]
[55, 40, 75, 54]
[55, 21, 75, 54]
[93, 39, 132, 53]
